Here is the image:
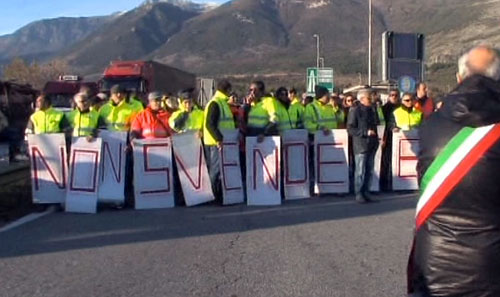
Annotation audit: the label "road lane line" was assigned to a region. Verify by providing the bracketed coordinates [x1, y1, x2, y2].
[0, 206, 56, 233]
[203, 194, 417, 219]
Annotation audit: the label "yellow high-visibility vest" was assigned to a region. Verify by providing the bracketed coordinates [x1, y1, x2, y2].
[269, 97, 292, 133]
[376, 105, 385, 125]
[30, 107, 64, 134]
[289, 97, 305, 128]
[99, 100, 140, 132]
[169, 107, 204, 133]
[332, 105, 345, 127]
[304, 100, 337, 134]
[393, 106, 423, 131]
[247, 100, 269, 130]
[203, 91, 235, 146]
[66, 109, 100, 137]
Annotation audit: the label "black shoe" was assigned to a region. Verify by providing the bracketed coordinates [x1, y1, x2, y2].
[111, 203, 124, 210]
[363, 192, 379, 203]
[355, 194, 368, 204]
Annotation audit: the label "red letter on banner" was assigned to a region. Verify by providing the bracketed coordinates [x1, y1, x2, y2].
[141, 143, 171, 194]
[101, 141, 122, 183]
[174, 145, 204, 190]
[252, 148, 279, 190]
[221, 142, 242, 191]
[284, 143, 308, 184]
[31, 146, 66, 190]
[69, 149, 100, 193]
[317, 143, 345, 185]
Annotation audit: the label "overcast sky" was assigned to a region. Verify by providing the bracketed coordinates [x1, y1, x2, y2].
[0, 0, 226, 35]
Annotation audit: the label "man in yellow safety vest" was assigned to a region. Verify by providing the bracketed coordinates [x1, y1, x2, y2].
[288, 88, 305, 129]
[66, 92, 106, 139]
[392, 92, 423, 131]
[203, 80, 236, 201]
[26, 95, 69, 134]
[304, 86, 338, 135]
[169, 89, 204, 135]
[98, 85, 143, 132]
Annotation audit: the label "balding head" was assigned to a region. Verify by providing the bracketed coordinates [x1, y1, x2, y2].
[458, 45, 500, 82]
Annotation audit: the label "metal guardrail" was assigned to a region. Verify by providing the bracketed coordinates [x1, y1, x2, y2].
[0, 161, 30, 187]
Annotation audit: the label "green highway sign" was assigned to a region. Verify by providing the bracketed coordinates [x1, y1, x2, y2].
[306, 67, 335, 95]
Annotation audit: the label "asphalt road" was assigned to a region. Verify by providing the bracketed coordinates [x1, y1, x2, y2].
[0, 193, 416, 297]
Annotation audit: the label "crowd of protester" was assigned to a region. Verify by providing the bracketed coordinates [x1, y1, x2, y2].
[23, 77, 435, 205]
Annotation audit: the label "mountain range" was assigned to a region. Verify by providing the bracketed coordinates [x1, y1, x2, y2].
[1, 0, 498, 89]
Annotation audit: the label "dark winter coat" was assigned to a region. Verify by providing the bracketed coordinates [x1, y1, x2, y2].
[410, 74, 500, 297]
[346, 104, 378, 154]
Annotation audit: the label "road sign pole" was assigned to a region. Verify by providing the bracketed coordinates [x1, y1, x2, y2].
[368, 0, 372, 86]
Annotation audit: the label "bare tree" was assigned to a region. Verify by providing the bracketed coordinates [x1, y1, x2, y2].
[2, 58, 70, 89]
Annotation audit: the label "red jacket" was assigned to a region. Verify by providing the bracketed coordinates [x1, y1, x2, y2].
[229, 104, 246, 151]
[414, 96, 434, 119]
[131, 107, 172, 139]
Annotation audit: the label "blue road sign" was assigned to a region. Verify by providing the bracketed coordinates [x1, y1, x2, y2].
[398, 76, 416, 93]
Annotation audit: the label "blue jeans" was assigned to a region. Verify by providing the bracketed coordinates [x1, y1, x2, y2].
[354, 149, 376, 195]
[204, 145, 222, 201]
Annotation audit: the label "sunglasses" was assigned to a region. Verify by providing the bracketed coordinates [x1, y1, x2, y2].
[402, 99, 412, 102]
[390, 94, 398, 97]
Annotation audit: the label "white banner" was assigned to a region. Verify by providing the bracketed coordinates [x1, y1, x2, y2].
[98, 131, 127, 204]
[65, 137, 102, 214]
[172, 132, 214, 206]
[219, 131, 244, 205]
[370, 125, 385, 192]
[28, 134, 67, 204]
[283, 129, 310, 200]
[133, 138, 174, 209]
[392, 130, 420, 190]
[246, 136, 281, 205]
[314, 130, 349, 194]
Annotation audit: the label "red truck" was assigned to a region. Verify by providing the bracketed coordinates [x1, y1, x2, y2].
[99, 60, 196, 102]
[43, 75, 98, 111]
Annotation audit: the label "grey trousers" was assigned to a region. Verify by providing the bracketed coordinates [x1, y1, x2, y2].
[204, 145, 222, 201]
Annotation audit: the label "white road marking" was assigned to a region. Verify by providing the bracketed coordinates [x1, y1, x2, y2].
[0, 206, 56, 233]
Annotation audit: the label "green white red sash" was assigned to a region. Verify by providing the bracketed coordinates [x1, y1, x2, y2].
[416, 123, 500, 229]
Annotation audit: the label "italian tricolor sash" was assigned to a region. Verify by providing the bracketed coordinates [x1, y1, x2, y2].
[416, 123, 500, 229]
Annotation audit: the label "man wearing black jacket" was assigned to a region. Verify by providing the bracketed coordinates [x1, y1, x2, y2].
[409, 45, 500, 297]
[347, 88, 379, 203]
[380, 89, 400, 191]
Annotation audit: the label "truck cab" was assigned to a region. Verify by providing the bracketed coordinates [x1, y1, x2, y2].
[43, 75, 98, 111]
[99, 61, 153, 102]
[99, 60, 197, 105]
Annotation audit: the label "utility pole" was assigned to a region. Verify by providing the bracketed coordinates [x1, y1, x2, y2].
[313, 34, 320, 69]
[368, 0, 372, 86]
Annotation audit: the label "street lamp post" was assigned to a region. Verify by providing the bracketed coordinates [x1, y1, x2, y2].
[368, 0, 372, 86]
[319, 57, 324, 68]
[313, 34, 320, 68]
